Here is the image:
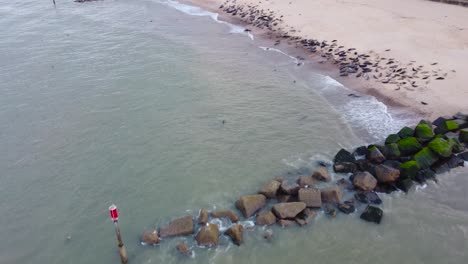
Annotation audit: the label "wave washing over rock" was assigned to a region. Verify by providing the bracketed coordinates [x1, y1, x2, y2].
[139, 113, 468, 257]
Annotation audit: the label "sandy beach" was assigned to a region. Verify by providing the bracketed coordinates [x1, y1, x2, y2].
[185, 0, 468, 120]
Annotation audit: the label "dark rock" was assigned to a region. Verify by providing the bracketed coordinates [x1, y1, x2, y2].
[385, 134, 401, 145]
[383, 159, 402, 169]
[375, 183, 398, 194]
[210, 210, 239, 222]
[385, 143, 401, 160]
[298, 188, 322, 208]
[356, 159, 376, 174]
[312, 167, 331, 182]
[324, 204, 337, 217]
[334, 149, 356, 163]
[276, 194, 297, 203]
[448, 138, 464, 153]
[398, 137, 423, 156]
[460, 152, 468, 161]
[258, 180, 281, 198]
[396, 178, 413, 192]
[280, 180, 301, 195]
[256, 210, 277, 226]
[428, 138, 452, 158]
[399, 160, 419, 180]
[272, 202, 306, 219]
[333, 162, 357, 173]
[235, 194, 267, 218]
[195, 223, 219, 247]
[459, 128, 468, 143]
[432, 116, 451, 127]
[453, 112, 468, 121]
[337, 201, 355, 214]
[415, 123, 434, 143]
[414, 147, 439, 169]
[198, 208, 209, 225]
[433, 162, 450, 174]
[399, 156, 413, 163]
[375, 164, 400, 183]
[297, 208, 317, 223]
[297, 175, 316, 187]
[336, 178, 354, 190]
[353, 146, 369, 156]
[415, 169, 436, 183]
[447, 155, 464, 168]
[140, 229, 160, 245]
[354, 191, 382, 205]
[360, 205, 383, 224]
[225, 224, 243, 246]
[321, 186, 342, 203]
[367, 146, 386, 164]
[453, 119, 468, 129]
[398, 126, 415, 139]
[176, 242, 191, 256]
[159, 215, 194, 238]
[352, 171, 377, 191]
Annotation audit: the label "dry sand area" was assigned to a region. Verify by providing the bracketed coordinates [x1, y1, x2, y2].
[188, 0, 468, 119]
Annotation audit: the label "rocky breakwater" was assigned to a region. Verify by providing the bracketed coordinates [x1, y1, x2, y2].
[139, 112, 468, 257]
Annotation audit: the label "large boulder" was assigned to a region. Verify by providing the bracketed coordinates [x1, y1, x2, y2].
[298, 188, 322, 208]
[360, 205, 383, 224]
[258, 180, 281, 198]
[297, 208, 317, 224]
[428, 138, 452, 158]
[367, 146, 386, 164]
[397, 126, 414, 139]
[140, 229, 160, 245]
[385, 134, 401, 144]
[280, 180, 301, 195]
[435, 120, 459, 134]
[195, 223, 219, 247]
[334, 149, 356, 163]
[447, 155, 465, 168]
[414, 147, 439, 169]
[312, 167, 331, 182]
[320, 186, 342, 203]
[176, 242, 191, 256]
[354, 191, 382, 205]
[333, 162, 357, 173]
[385, 143, 401, 160]
[352, 171, 377, 191]
[225, 224, 243, 246]
[159, 215, 194, 238]
[235, 194, 267, 218]
[210, 210, 239, 222]
[297, 175, 316, 187]
[399, 160, 420, 179]
[374, 164, 400, 183]
[460, 128, 468, 143]
[272, 202, 306, 219]
[198, 208, 209, 225]
[398, 137, 423, 156]
[356, 159, 376, 175]
[256, 210, 277, 226]
[415, 123, 434, 143]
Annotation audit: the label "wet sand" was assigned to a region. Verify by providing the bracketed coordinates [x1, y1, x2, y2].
[184, 0, 468, 120]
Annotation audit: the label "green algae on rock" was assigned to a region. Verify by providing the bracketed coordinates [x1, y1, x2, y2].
[428, 138, 453, 158]
[415, 123, 434, 142]
[414, 147, 439, 169]
[398, 137, 423, 156]
[400, 160, 420, 180]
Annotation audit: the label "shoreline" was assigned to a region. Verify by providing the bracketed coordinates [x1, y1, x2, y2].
[180, 0, 468, 121]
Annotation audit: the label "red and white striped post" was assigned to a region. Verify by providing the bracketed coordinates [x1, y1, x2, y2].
[109, 204, 128, 264]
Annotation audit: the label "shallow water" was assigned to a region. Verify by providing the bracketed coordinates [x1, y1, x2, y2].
[0, 1, 467, 264]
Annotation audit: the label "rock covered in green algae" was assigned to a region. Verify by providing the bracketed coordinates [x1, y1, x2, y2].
[399, 160, 420, 180]
[428, 138, 453, 158]
[398, 137, 423, 156]
[385, 134, 401, 145]
[385, 143, 401, 160]
[398, 126, 415, 139]
[460, 128, 468, 143]
[415, 123, 434, 142]
[414, 147, 439, 169]
[448, 138, 464, 153]
[435, 120, 459, 134]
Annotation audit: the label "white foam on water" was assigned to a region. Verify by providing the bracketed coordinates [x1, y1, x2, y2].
[209, 218, 232, 232]
[258, 46, 299, 64]
[161, 0, 254, 40]
[322, 75, 345, 89]
[240, 220, 255, 229]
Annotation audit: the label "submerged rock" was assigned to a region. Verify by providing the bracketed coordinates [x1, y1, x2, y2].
[258, 180, 281, 198]
[176, 242, 191, 256]
[141, 229, 160, 245]
[272, 202, 306, 219]
[159, 215, 194, 238]
[360, 205, 383, 224]
[352, 171, 377, 191]
[195, 223, 219, 247]
[312, 167, 330, 182]
[235, 194, 267, 218]
[225, 224, 243, 246]
[337, 200, 355, 214]
[210, 210, 239, 222]
[297, 208, 317, 223]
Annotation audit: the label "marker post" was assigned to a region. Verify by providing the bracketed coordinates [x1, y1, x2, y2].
[109, 204, 128, 264]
